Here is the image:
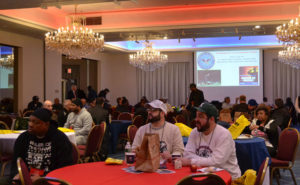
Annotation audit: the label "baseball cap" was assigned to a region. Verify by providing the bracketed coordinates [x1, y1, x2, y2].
[248, 99, 258, 106]
[31, 108, 51, 123]
[146, 100, 167, 114]
[194, 103, 218, 121]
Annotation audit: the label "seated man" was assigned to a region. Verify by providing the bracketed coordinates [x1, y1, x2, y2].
[250, 105, 279, 157]
[132, 100, 184, 161]
[64, 99, 93, 145]
[11, 108, 73, 183]
[271, 98, 290, 130]
[88, 97, 108, 125]
[178, 103, 241, 180]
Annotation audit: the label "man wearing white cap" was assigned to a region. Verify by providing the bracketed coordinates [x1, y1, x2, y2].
[132, 100, 184, 161]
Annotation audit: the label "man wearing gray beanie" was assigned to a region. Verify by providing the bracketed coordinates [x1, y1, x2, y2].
[64, 99, 93, 145]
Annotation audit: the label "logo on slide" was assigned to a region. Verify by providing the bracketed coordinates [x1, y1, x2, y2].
[197, 52, 215, 69]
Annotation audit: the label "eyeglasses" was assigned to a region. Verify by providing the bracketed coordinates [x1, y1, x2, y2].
[147, 108, 161, 112]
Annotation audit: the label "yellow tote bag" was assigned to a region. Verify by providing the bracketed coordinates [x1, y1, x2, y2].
[228, 115, 250, 139]
[175, 123, 192, 137]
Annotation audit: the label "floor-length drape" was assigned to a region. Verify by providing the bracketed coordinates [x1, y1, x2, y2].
[272, 59, 300, 103]
[137, 62, 192, 106]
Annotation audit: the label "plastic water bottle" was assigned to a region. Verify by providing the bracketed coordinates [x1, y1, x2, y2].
[125, 142, 131, 164]
[109, 114, 112, 124]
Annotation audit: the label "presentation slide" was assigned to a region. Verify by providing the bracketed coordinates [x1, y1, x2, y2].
[194, 49, 263, 102]
[195, 50, 260, 87]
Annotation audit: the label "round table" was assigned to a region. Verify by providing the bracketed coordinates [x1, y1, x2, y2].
[47, 162, 232, 185]
[0, 129, 76, 154]
[234, 137, 270, 173]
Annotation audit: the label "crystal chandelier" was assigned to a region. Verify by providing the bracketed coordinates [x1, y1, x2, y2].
[278, 43, 300, 69]
[276, 8, 300, 69]
[0, 54, 14, 69]
[45, 6, 104, 59]
[129, 42, 168, 71]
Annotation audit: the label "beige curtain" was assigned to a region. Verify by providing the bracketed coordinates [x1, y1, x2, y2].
[137, 62, 192, 106]
[272, 59, 300, 103]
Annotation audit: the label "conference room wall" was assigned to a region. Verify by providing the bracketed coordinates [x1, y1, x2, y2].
[98, 52, 138, 106]
[98, 51, 193, 106]
[0, 30, 44, 111]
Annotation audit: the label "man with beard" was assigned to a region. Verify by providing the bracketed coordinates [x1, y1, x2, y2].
[178, 103, 241, 180]
[64, 99, 93, 145]
[132, 100, 184, 161]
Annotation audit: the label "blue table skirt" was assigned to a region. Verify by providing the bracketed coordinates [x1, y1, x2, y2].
[109, 120, 132, 154]
[235, 137, 270, 174]
[183, 136, 188, 146]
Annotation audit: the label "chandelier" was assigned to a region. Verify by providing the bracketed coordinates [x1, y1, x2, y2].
[0, 54, 14, 69]
[45, 6, 104, 59]
[276, 10, 300, 69]
[129, 42, 168, 71]
[278, 43, 300, 69]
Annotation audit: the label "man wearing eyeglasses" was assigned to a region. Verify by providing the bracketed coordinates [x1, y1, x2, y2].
[132, 100, 184, 161]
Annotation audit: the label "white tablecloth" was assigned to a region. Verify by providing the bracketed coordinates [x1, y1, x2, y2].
[0, 130, 76, 154]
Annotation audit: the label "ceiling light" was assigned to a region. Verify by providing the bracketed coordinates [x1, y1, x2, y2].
[129, 42, 168, 71]
[45, 5, 104, 59]
[163, 36, 168, 39]
[254, 25, 261, 29]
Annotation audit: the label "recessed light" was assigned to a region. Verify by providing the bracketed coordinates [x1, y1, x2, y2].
[255, 25, 261, 29]
[163, 36, 168, 39]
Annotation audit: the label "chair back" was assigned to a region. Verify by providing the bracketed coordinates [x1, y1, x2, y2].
[166, 112, 177, 124]
[254, 157, 269, 185]
[118, 112, 132, 120]
[175, 114, 187, 125]
[190, 119, 197, 128]
[127, 125, 138, 144]
[0, 115, 13, 129]
[98, 122, 107, 151]
[176, 173, 226, 185]
[23, 111, 34, 117]
[132, 115, 144, 128]
[112, 111, 120, 120]
[17, 157, 32, 185]
[219, 109, 232, 123]
[84, 125, 103, 157]
[0, 121, 9, 130]
[71, 143, 80, 164]
[33, 177, 71, 185]
[287, 118, 292, 128]
[276, 128, 300, 163]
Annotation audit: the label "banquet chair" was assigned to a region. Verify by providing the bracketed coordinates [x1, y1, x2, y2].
[287, 118, 292, 128]
[270, 128, 300, 185]
[77, 124, 104, 163]
[190, 119, 197, 129]
[175, 114, 187, 125]
[166, 112, 177, 124]
[254, 157, 269, 185]
[118, 112, 132, 120]
[219, 109, 232, 123]
[33, 177, 71, 185]
[0, 121, 9, 130]
[175, 173, 226, 185]
[127, 125, 138, 144]
[23, 110, 34, 117]
[0, 115, 13, 129]
[17, 157, 32, 185]
[71, 143, 80, 164]
[132, 115, 144, 128]
[94, 122, 107, 161]
[0, 150, 12, 176]
[112, 111, 120, 120]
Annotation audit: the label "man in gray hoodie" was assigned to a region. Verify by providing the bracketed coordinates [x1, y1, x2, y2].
[64, 99, 93, 145]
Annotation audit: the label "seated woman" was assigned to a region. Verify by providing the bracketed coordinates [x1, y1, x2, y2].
[249, 105, 279, 157]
